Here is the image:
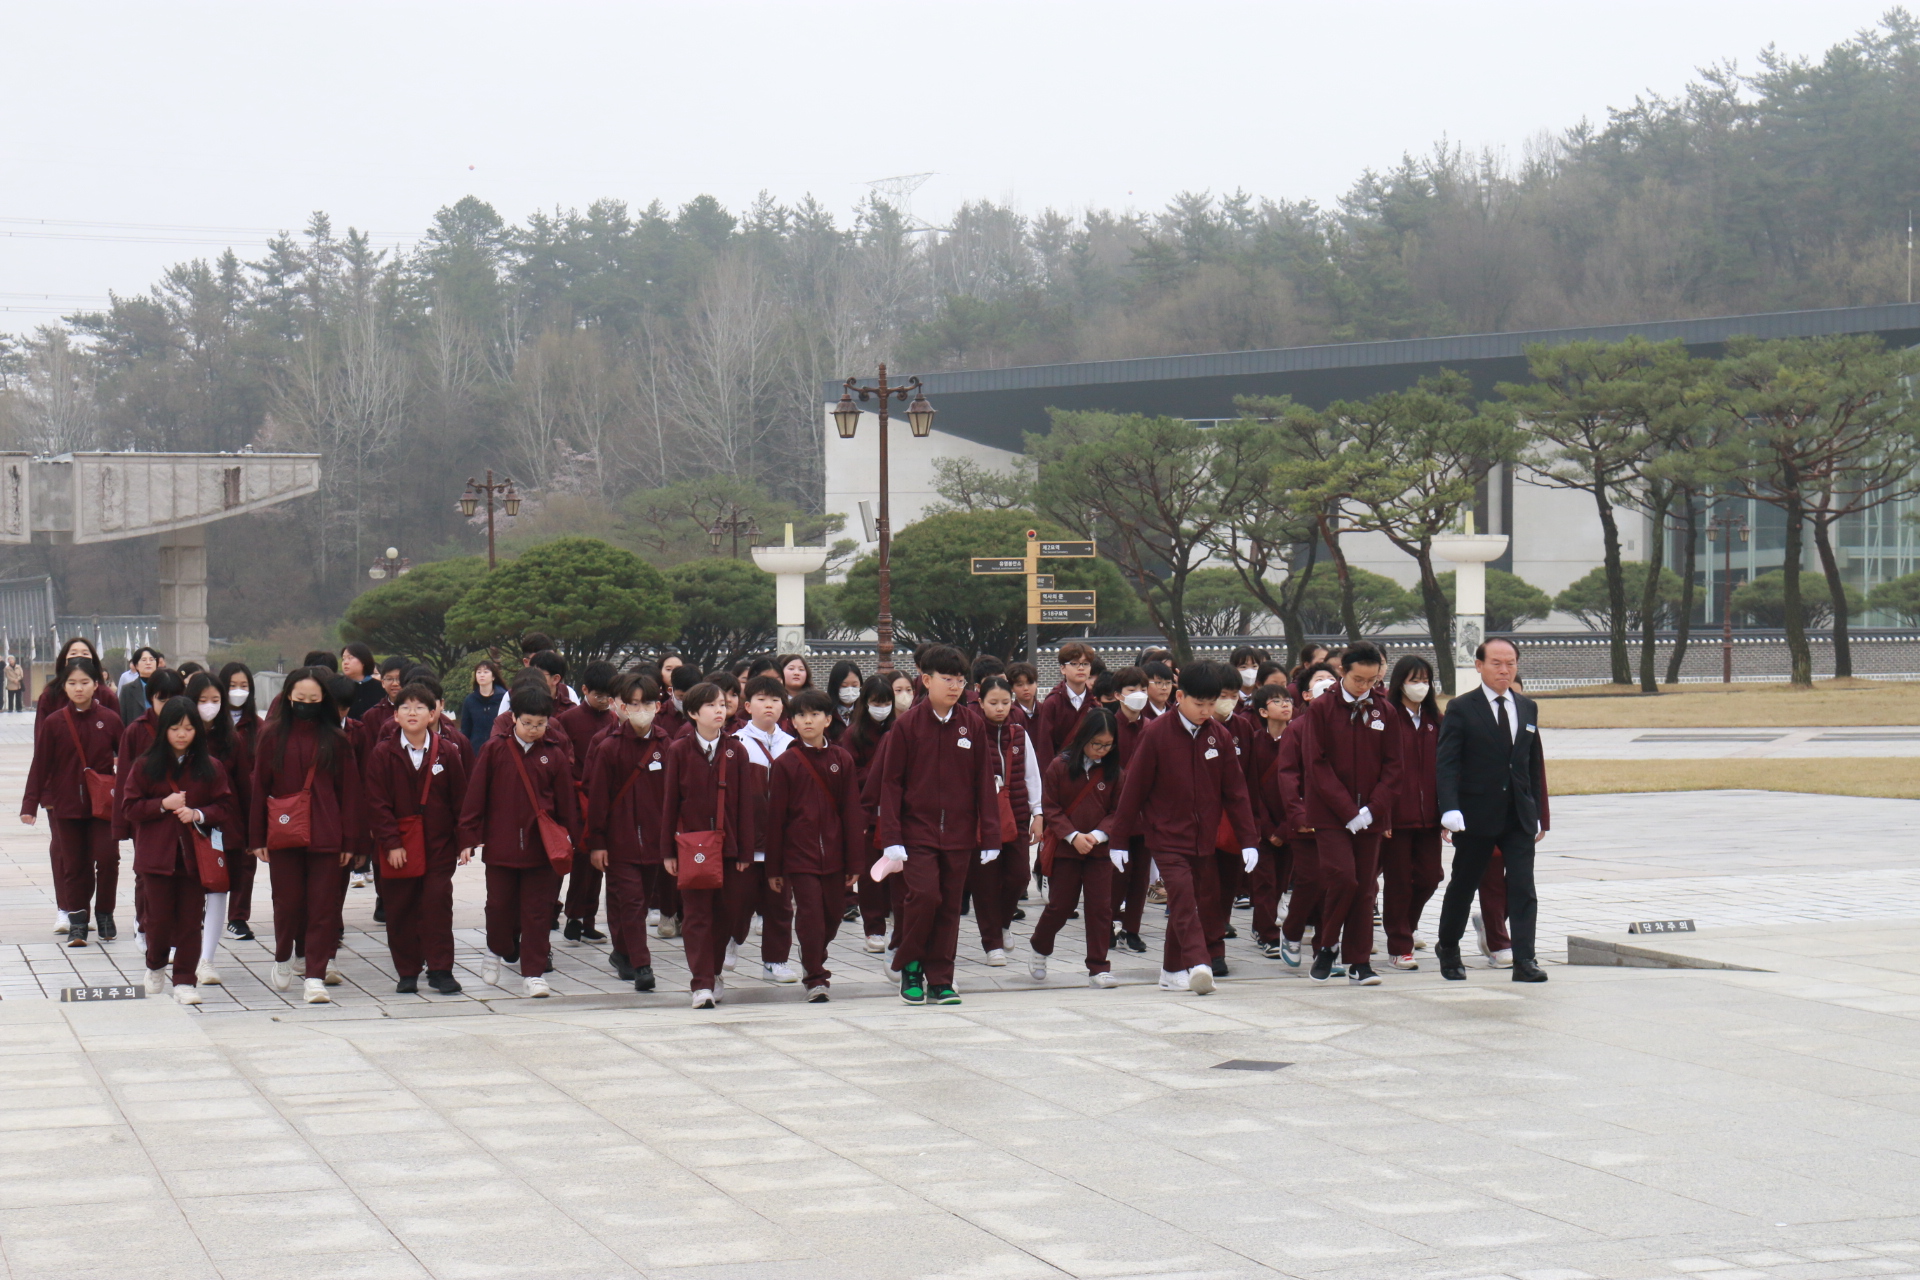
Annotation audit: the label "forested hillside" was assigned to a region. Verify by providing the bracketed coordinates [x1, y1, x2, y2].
[4, 14, 1920, 638]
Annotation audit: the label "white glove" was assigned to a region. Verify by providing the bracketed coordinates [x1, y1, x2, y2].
[1109, 847, 1128, 872]
[1440, 810, 1465, 833]
[979, 847, 1000, 864]
[1345, 806, 1373, 834]
[1089, 829, 1108, 846]
[1241, 847, 1259, 873]
[882, 844, 908, 863]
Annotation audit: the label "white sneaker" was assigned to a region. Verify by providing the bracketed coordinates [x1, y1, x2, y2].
[763, 961, 799, 984]
[692, 988, 715, 1009]
[269, 959, 295, 991]
[751, 916, 763, 937]
[864, 934, 886, 953]
[1157, 968, 1189, 991]
[54, 909, 69, 935]
[144, 967, 167, 996]
[1187, 964, 1215, 996]
[986, 948, 1007, 967]
[1412, 932, 1430, 952]
[1471, 911, 1491, 958]
[1389, 954, 1419, 970]
[349, 871, 369, 889]
[135, 931, 147, 951]
[722, 940, 739, 972]
[712, 975, 725, 1003]
[323, 963, 343, 986]
[646, 908, 662, 927]
[1301, 925, 1316, 945]
[303, 978, 330, 1004]
[481, 953, 502, 986]
[1029, 957, 1048, 981]
[1490, 948, 1514, 969]
[173, 984, 202, 1006]
[657, 916, 680, 939]
[196, 960, 221, 986]
[524, 976, 551, 998]
[1089, 972, 1119, 989]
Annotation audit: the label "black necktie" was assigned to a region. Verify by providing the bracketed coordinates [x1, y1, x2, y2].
[1494, 693, 1511, 743]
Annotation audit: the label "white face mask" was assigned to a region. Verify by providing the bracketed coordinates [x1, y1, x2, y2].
[1308, 678, 1336, 701]
[197, 700, 222, 722]
[1239, 667, 1256, 687]
[1404, 682, 1431, 704]
[838, 685, 860, 705]
[1121, 690, 1149, 711]
[894, 691, 914, 714]
[868, 702, 892, 722]
[227, 687, 248, 707]
[629, 705, 657, 731]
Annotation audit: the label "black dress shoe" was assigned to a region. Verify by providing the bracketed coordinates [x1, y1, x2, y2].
[1224, 924, 1238, 939]
[226, 920, 255, 941]
[426, 970, 463, 994]
[1122, 931, 1146, 953]
[395, 975, 418, 994]
[372, 900, 386, 924]
[1436, 942, 1466, 981]
[66, 909, 89, 948]
[1011, 908, 1027, 922]
[94, 911, 116, 941]
[633, 965, 655, 993]
[609, 950, 635, 981]
[563, 918, 584, 942]
[1211, 956, 1230, 978]
[1512, 958, 1549, 983]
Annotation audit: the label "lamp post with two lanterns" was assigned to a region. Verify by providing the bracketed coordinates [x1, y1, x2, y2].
[368, 547, 410, 582]
[833, 363, 935, 674]
[707, 504, 762, 560]
[459, 471, 521, 570]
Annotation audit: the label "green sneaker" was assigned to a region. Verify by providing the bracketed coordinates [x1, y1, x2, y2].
[932, 985, 961, 1005]
[899, 963, 925, 1005]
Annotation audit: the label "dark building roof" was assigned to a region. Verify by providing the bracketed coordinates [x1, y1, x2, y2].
[827, 303, 1920, 455]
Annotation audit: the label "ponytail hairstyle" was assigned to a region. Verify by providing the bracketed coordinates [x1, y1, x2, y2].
[140, 695, 215, 784]
[269, 666, 348, 774]
[1065, 706, 1122, 785]
[186, 672, 235, 757]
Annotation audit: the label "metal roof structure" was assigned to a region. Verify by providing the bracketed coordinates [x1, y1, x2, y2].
[828, 303, 1920, 454]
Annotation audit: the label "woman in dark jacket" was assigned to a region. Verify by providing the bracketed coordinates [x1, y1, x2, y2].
[458, 659, 507, 744]
[1379, 655, 1440, 971]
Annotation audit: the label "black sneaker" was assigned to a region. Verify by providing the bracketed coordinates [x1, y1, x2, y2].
[94, 911, 116, 941]
[577, 924, 605, 942]
[66, 909, 89, 948]
[1260, 938, 1283, 959]
[1011, 908, 1027, 922]
[426, 970, 462, 994]
[1234, 896, 1252, 909]
[841, 903, 860, 923]
[226, 920, 255, 941]
[563, 918, 584, 942]
[1348, 964, 1382, 986]
[1211, 956, 1230, 978]
[900, 963, 926, 1005]
[633, 965, 656, 993]
[1224, 924, 1238, 939]
[932, 985, 962, 1005]
[609, 950, 635, 981]
[395, 975, 419, 994]
[372, 900, 386, 924]
[1122, 931, 1147, 953]
[1310, 948, 1336, 982]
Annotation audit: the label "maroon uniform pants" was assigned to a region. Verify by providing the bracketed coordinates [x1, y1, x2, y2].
[892, 846, 971, 985]
[1150, 849, 1221, 974]
[1479, 850, 1512, 952]
[1030, 854, 1114, 974]
[383, 850, 458, 976]
[788, 872, 846, 989]
[1248, 841, 1290, 944]
[140, 870, 204, 985]
[1281, 836, 1321, 942]
[48, 816, 118, 917]
[733, 863, 794, 964]
[269, 848, 348, 979]
[604, 858, 653, 967]
[1206, 850, 1243, 961]
[564, 859, 604, 927]
[640, 864, 681, 923]
[1112, 840, 1152, 935]
[679, 863, 758, 991]
[967, 838, 1028, 951]
[1312, 828, 1382, 965]
[856, 848, 894, 937]
[226, 846, 258, 923]
[484, 862, 561, 979]
[1380, 827, 1443, 957]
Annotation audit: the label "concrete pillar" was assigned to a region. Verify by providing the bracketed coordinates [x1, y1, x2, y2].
[1433, 532, 1508, 695]
[751, 534, 829, 655]
[157, 524, 209, 667]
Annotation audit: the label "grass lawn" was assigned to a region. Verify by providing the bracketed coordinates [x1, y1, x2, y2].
[1551, 757, 1920, 800]
[1526, 679, 1920, 729]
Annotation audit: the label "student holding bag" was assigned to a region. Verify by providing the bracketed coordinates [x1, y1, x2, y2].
[21, 657, 123, 947]
[366, 683, 470, 995]
[187, 673, 250, 985]
[250, 666, 362, 1005]
[764, 689, 863, 1000]
[584, 672, 671, 993]
[659, 681, 757, 1009]
[1029, 708, 1124, 988]
[969, 675, 1040, 967]
[458, 685, 578, 998]
[124, 696, 233, 1005]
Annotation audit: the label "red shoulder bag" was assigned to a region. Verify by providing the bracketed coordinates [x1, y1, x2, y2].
[509, 741, 574, 875]
[674, 745, 728, 891]
[389, 734, 437, 879]
[64, 705, 116, 821]
[266, 756, 318, 851]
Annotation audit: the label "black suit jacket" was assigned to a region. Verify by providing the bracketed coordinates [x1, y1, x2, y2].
[1436, 686, 1550, 839]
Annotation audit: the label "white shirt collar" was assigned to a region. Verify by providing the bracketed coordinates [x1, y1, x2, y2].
[513, 735, 536, 753]
[695, 731, 720, 760]
[1064, 685, 1086, 709]
[932, 705, 953, 724]
[1177, 709, 1205, 737]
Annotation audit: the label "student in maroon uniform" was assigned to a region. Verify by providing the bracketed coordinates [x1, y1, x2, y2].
[557, 660, 622, 942]
[1030, 707, 1123, 988]
[657, 663, 699, 742]
[1032, 641, 1097, 762]
[1107, 662, 1259, 995]
[250, 667, 361, 1004]
[732, 674, 798, 983]
[186, 673, 249, 984]
[1202, 662, 1259, 974]
[365, 683, 470, 995]
[765, 689, 863, 1000]
[659, 682, 757, 1009]
[843, 674, 899, 951]
[124, 697, 233, 1004]
[825, 660, 865, 742]
[22, 658, 123, 947]
[1244, 683, 1294, 959]
[968, 675, 1040, 966]
[875, 644, 1000, 1006]
[1379, 656, 1440, 971]
[458, 685, 578, 998]
[115, 668, 186, 943]
[36, 638, 121, 722]
[777, 654, 814, 697]
[1141, 660, 1176, 719]
[1228, 645, 1267, 712]
[1104, 667, 1155, 954]
[585, 673, 671, 993]
[1300, 642, 1401, 987]
[1005, 662, 1041, 735]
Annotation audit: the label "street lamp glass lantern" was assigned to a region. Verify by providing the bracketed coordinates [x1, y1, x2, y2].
[503, 488, 521, 517]
[385, 547, 399, 560]
[368, 565, 387, 581]
[906, 393, 935, 437]
[833, 392, 860, 439]
[458, 494, 479, 518]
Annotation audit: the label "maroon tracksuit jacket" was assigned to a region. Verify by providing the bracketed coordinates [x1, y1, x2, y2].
[124, 759, 234, 875]
[249, 723, 361, 854]
[23, 701, 123, 822]
[1031, 682, 1094, 763]
[457, 735, 580, 865]
[875, 700, 999, 853]
[364, 731, 469, 860]
[764, 741, 863, 879]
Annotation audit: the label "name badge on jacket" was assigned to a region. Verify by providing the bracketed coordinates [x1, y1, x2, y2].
[1204, 748, 1219, 760]
[956, 738, 971, 749]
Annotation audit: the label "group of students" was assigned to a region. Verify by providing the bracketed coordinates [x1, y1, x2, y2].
[19, 627, 1540, 1011]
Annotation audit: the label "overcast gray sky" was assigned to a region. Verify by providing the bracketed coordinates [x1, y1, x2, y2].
[0, 0, 1900, 336]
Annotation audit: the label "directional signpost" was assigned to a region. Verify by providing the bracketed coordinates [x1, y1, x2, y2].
[969, 529, 1099, 662]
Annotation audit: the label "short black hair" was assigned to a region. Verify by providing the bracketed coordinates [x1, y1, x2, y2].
[580, 660, 619, 695]
[745, 656, 777, 679]
[325, 673, 357, 710]
[1004, 661, 1039, 685]
[1091, 671, 1118, 701]
[530, 650, 568, 678]
[1112, 665, 1147, 691]
[1142, 660, 1175, 685]
[378, 655, 410, 676]
[1229, 645, 1268, 668]
[788, 688, 834, 719]
[918, 644, 969, 678]
[1476, 636, 1519, 661]
[406, 671, 445, 703]
[709, 671, 741, 697]
[520, 632, 555, 657]
[683, 681, 724, 717]
[1177, 662, 1225, 701]
[395, 682, 438, 710]
[616, 672, 661, 703]
[1255, 660, 1286, 685]
[971, 653, 1005, 684]
[147, 669, 188, 703]
[512, 686, 555, 718]
[743, 674, 787, 703]
[1252, 683, 1293, 712]
[303, 649, 340, 672]
[670, 664, 702, 694]
[1341, 642, 1385, 671]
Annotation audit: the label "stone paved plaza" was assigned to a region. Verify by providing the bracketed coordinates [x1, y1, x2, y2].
[5, 737, 1920, 1278]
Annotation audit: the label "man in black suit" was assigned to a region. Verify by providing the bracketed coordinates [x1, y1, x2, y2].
[1434, 638, 1550, 983]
